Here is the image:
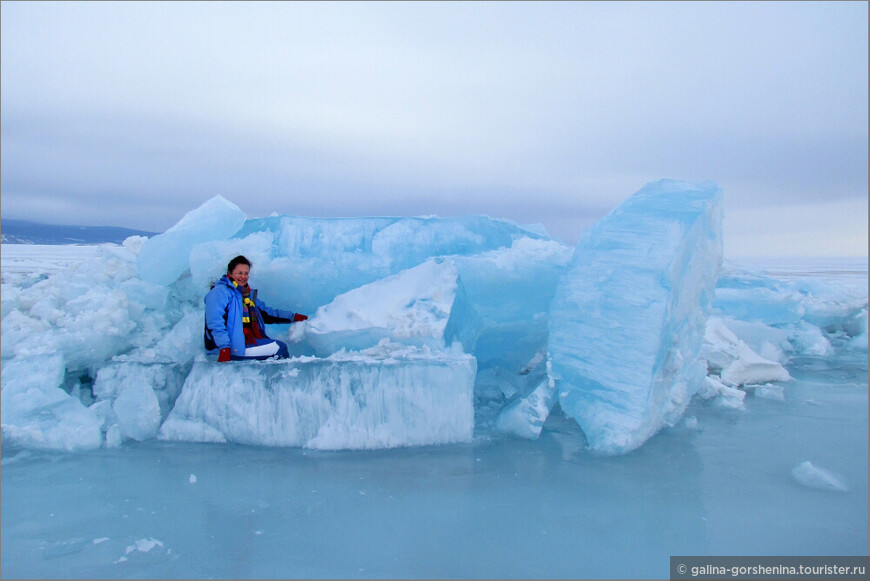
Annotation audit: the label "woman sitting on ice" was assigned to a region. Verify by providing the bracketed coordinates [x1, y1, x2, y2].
[204, 255, 307, 362]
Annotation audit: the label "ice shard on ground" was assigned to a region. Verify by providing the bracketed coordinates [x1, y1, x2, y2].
[548, 179, 723, 455]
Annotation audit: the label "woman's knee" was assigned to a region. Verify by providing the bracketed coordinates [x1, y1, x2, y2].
[274, 340, 290, 359]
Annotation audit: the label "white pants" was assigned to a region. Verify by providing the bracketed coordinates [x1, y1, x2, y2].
[243, 341, 280, 357]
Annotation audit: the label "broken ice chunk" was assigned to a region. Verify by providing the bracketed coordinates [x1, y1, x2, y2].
[299, 258, 481, 357]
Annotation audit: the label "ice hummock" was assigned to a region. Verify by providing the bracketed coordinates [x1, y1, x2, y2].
[159, 344, 476, 450]
[548, 179, 724, 455]
[2, 182, 866, 455]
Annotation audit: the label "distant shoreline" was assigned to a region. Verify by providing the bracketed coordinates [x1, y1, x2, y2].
[0, 218, 158, 245]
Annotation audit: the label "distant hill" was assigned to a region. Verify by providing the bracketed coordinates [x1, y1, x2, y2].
[0, 218, 158, 245]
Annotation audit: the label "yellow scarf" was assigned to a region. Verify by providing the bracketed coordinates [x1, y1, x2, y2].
[232, 281, 257, 323]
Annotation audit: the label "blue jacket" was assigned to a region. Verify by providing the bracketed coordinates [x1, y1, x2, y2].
[203, 275, 297, 356]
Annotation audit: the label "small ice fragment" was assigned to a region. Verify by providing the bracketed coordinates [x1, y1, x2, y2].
[714, 385, 746, 410]
[105, 424, 123, 449]
[125, 537, 164, 554]
[189, 474, 197, 484]
[754, 384, 785, 401]
[791, 461, 848, 492]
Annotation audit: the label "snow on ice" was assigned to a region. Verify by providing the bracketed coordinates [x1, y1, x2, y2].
[1, 180, 867, 455]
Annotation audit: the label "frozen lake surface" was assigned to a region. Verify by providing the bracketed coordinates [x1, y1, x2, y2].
[1, 246, 867, 578]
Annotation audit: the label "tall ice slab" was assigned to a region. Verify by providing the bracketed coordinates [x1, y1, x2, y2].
[549, 180, 723, 455]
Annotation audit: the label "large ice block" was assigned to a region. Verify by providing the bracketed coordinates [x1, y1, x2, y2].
[299, 258, 481, 357]
[137, 196, 246, 285]
[548, 179, 723, 455]
[189, 214, 550, 315]
[159, 344, 476, 450]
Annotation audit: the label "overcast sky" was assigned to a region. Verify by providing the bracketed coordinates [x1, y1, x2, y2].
[2, 1, 867, 256]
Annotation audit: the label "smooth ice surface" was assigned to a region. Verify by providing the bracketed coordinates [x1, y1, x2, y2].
[549, 180, 724, 454]
[137, 196, 246, 286]
[159, 345, 476, 450]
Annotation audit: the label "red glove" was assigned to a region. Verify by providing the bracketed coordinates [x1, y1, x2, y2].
[217, 348, 231, 362]
[293, 313, 308, 322]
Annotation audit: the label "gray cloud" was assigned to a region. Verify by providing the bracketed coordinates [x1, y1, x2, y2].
[2, 1, 867, 255]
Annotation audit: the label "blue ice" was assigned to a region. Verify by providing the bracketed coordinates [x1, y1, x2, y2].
[1, 180, 867, 578]
[2, 180, 866, 456]
[137, 195, 246, 286]
[549, 180, 723, 454]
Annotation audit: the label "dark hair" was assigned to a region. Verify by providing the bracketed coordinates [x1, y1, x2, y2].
[227, 255, 252, 274]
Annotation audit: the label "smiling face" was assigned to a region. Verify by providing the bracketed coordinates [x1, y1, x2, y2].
[228, 263, 250, 286]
